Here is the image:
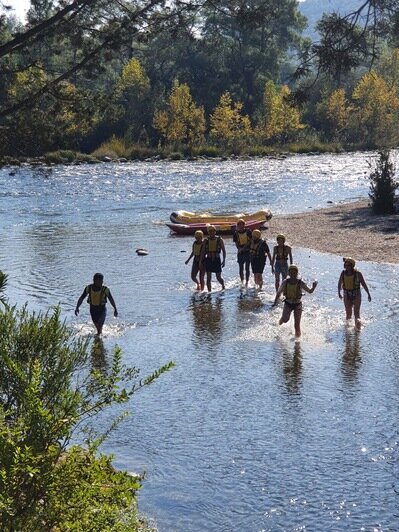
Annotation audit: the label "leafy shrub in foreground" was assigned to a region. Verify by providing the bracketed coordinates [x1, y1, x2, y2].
[368, 150, 399, 214]
[0, 300, 173, 530]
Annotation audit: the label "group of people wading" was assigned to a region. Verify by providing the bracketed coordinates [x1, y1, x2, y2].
[185, 219, 372, 338]
[72, 221, 371, 339]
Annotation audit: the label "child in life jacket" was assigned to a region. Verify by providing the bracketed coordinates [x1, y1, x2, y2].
[272, 264, 317, 338]
[185, 230, 205, 291]
[338, 257, 371, 329]
[199, 225, 226, 292]
[249, 229, 272, 290]
[75, 273, 118, 336]
[271, 234, 293, 293]
[233, 219, 252, 287]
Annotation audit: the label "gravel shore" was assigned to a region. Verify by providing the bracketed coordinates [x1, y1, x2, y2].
[268, 199, 399, 264]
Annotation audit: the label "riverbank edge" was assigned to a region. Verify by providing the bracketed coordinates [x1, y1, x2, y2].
[269, 198, 399, 265]
[0, 142, 348, 168]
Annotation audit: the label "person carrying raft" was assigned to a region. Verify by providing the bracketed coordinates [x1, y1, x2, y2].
[233, 219, 252, 288]
[200, 225, 226, 292]
[338, 257, 371, 329]
[271, 234, 293, 293]
[249, 229, 272, 290]
[272, 264, 317, 338]
[185, 230, 205, 291]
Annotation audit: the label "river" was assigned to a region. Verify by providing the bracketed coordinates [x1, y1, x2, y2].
[0, 152, 398, 531]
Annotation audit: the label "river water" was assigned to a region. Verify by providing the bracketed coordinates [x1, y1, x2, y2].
[0, 152, 398, 531]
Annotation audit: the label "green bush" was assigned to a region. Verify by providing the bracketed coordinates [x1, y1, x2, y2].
[127, 144, 158, 160]
[44, 150, 77, 164]
[168, 151, 183, 160]
[368, 150, 399, 214]
[286, 141, 342, 154]
[193, 145, 221, 158]
[92, 136, 129, 159]
[0, 295, 173, 530]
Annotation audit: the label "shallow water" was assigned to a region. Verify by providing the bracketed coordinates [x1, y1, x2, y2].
[0, 152, 398, 531]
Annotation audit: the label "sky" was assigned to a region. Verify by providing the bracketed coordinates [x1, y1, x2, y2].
[4, 0, 30, 21]
[3, 0, 307, 24]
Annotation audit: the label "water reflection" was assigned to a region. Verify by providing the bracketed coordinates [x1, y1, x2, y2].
[189, 295, 224, 348]
[91, 337, 109, 374]
[236, 289, 264, 314]
[281, 342, 303, 396]
[341, 327, 362, 384]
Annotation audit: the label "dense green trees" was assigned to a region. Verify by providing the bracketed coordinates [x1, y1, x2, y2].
[2, 0, 399, 156]
[368, 150, 399, 214]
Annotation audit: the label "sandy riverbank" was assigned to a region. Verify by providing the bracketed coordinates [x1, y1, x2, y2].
[268, 199, 398, 264]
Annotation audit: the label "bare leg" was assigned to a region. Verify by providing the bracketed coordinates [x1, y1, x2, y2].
[279, 303, 292, 325]
[191, 273, 200, 290]
[216, 272, 225, 289]
[206, 272, 212, 292]
[343, 295, 353, 320]
[353, 294, 362, 328]
[293, 306, 303, 337]
[199, 267, 205, 291]
[245, 261, 250, 287]
[191, 264, 200, 290]
[255, 273, 263, 289]
[239, 262, 244, 284]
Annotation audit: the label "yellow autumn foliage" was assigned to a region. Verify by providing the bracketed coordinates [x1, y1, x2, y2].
[256, 81, 304, 141]
[153, 80, 205, 146]
[210, 92, 252, 147]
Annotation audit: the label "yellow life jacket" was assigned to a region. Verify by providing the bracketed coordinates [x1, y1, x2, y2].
[86, 285, 109, 306]
[237, 231, 250, 247]
[342, 271, 360, 291]
[275, 244, 289, 260]
[284, 280, 302, 301]
[192, 241, 203, 257]
[250, 239, 262, 257]
[206, 236, 221, 254]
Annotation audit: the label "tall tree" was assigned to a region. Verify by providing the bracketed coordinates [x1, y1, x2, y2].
[256, 80, 304, 142]
[201, 0, 307, 115]
[296, 0, 399, 85]
[351, 71, 399, 147]
[210, 91, 252, 149]
[0, 0, 199, 118]
[316, 87, 352, 141]
[110, 58, 152, 142]
[153, 79, 206, 147]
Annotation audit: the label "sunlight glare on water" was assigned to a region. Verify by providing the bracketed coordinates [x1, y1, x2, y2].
[0, 152, 398, 531]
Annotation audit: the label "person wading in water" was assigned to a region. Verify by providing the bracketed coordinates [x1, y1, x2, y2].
[338, 257, 371, 329]
[200, 225, 226, 292]
[75, 273, 118, 336]
[272, 264, 317, 338]
[271, 234, 293, 293]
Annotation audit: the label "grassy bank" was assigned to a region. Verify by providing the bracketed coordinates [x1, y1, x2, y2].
[0, 139, 348, 167]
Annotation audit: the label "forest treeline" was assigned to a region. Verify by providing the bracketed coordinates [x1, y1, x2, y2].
[2, 0, 399, 160]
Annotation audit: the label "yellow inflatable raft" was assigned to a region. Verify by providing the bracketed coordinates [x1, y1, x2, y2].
[170, 209, 272, 225]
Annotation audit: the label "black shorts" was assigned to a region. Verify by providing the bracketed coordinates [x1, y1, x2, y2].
[90, 305, 106, 325]
[251, 259, 266, 274]
[205, 257, 222, 273]
[237, 251, 250, 265]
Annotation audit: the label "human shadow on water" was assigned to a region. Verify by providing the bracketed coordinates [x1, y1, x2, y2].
[189, 295, 224, 349]
[276, 341, 303, 397]
[236, 288, 265, 315]
[341, 327, 362, 385]
[91, 337, 109, 374]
